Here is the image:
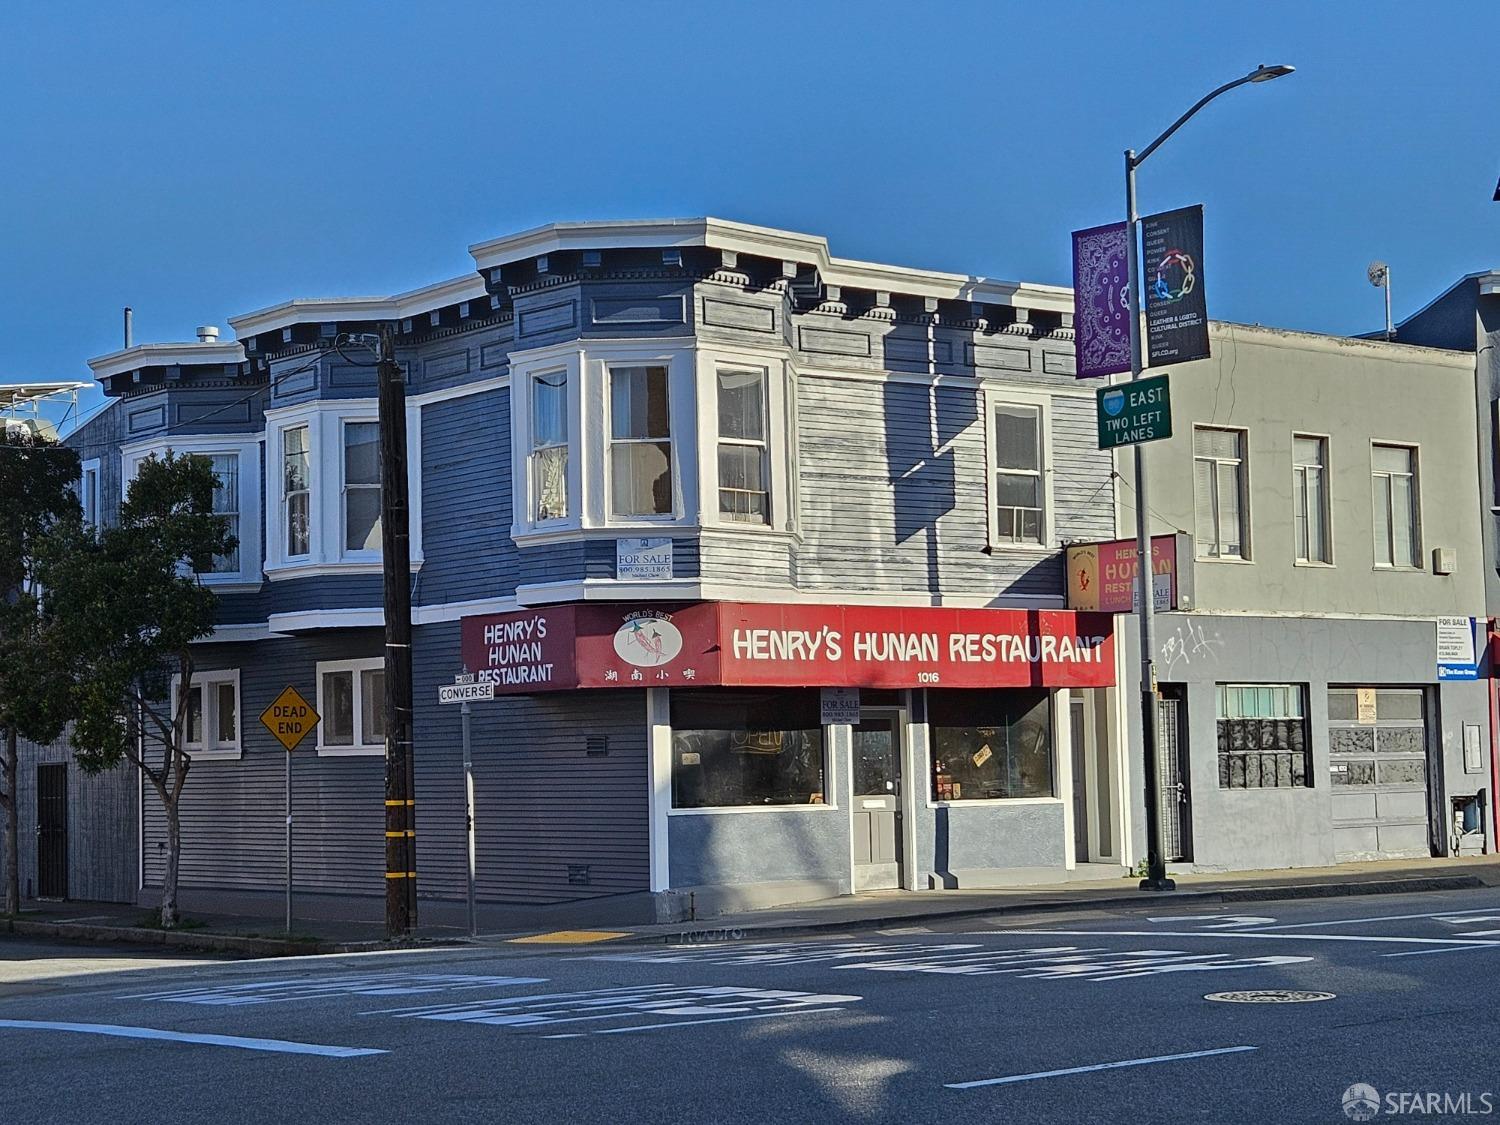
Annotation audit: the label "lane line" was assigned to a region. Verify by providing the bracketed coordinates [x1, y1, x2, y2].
[1383, 945, 1500, 959]
[945, 1046, 1259, 1090]
[0, 1019, 387, 1058]
[595, 1008, 847, 1034]
[1252, 909, 1496, 932]
[998, 928, 1500, 948]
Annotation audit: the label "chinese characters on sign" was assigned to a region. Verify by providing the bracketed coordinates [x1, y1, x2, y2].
[1066, 534, 1194, 614]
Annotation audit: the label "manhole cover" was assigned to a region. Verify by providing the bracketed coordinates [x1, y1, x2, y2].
[1204, 990, 1336, 1004]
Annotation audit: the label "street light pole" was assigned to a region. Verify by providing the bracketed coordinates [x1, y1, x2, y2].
[1124, 63, 1294, 892]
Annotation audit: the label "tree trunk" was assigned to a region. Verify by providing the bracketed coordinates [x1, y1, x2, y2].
[2, 726, 17, 916]
[160, 795, 181, 928]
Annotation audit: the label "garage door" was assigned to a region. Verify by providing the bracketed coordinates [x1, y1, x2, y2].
[1328, 688, 1432, 861]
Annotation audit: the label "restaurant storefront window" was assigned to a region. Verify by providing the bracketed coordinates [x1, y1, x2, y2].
[670, 688, 826, 808]
[929, 688, 1054, 801]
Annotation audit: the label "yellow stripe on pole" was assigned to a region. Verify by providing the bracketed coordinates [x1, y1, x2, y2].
[383, 799, 416, 807]
[384, 830, 416, 838]
[384, 871, 418, 879]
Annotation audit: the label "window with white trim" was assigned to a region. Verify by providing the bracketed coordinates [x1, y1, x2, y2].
[531, 370, 569, 522]
[1372, 443, 1420, 568]
[342, 421, 381, 553]
[991, 402, 1045, 545]
[174, 669, 241, 761]
[283, 424, 311, 557]
[716, 367, 769, 524]
[80, 458, 100, 529]
[205, 452, 241, 574]
[608, 365, 673, 518]
[1194, 426, 1248, 559]
[1292, 435, 1330, 564]
[317, 658, 386, 755]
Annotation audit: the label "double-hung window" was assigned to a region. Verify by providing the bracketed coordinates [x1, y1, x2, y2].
[205, 453, 241, 574]
[1372, 443, 1420, 568]
[1194, 427, 1248, 559]
[343, 422, 381, 553]
[1292, 435, 1330, 564]
[531, 371, 569, 522]
[178, 670, 240, 761]
[609, 365, 673, 518]
[716, 368, 769, 524]
[992, 403, 1045, 545]
[317, 658, 386, 755]
[283, 425, 312, 557]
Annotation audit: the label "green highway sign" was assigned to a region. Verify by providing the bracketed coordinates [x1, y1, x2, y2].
[1096, 375, 1172, 449]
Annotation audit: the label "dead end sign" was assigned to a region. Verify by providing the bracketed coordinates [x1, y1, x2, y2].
[260, 685, 320, 752]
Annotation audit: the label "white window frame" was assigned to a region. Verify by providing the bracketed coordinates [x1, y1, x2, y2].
[1193, 425, 1251, 561]
[528, 367, 571, 525]
[120, 436, 263, 588]
[714, 364, 771, 526]
[339, 417, 382, 559]
[1292, 432, 1333, 566]
[1371, 441, 1422, 570]
[264, 401, 423, 579]
[983, 388, 1054, 551]
[282, 423, 313, 560]
[315, 657, 387, 757]
[170, 669, 242, 762]
[79, 457, 101, 529]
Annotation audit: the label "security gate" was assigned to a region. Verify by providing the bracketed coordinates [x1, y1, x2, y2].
[1156, 693, 1192, 862]
[1328, 688, 1433, 861]
[35, 764, 68, 899]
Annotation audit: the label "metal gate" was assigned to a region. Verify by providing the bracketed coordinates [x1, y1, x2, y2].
[35, 764, 68, 899]
[1329, 688, 1432, 860]
[1156, 695, 1192, 862]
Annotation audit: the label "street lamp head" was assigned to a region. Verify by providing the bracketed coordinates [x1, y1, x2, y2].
[1248, 63, 1295, 83]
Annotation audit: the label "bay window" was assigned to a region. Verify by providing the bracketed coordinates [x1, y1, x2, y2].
[284, 425, 311, 557]
[343, 421, 381, 553]
[206, 452, 240, 574]
[717, 367, 769, 524]
[609, 365, 673, 518]
[531, 370, 569, 522]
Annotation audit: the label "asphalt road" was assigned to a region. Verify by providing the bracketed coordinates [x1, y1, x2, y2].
[3, 887, 1500, 1124]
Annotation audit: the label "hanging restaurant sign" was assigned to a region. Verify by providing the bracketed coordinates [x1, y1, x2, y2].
[459, 602, 1116, 693]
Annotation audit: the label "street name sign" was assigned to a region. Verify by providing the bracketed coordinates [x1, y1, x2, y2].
[439, 681, 496, 704]
[260, 685, 320, 753]
[1097, 375, 1172, 449]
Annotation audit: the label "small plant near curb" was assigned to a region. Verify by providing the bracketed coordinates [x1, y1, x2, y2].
[134, 913, 208, 932]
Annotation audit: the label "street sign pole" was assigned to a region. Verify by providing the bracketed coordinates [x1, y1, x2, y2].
[461, 699, 477, 937]
[285, 748, 293, 935]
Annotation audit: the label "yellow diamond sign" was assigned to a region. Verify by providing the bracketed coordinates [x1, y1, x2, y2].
[260, 685, 320, 753]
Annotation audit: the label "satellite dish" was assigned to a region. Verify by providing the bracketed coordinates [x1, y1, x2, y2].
[1368, 261, 1390, 288]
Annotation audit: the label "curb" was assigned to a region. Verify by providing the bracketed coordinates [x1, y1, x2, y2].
[616, 873, 1487, 947]
[0, 916, 453, 958]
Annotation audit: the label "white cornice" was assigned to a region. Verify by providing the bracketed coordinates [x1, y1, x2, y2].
[226, 274, 491, 339]
[88, 341, 247, 381]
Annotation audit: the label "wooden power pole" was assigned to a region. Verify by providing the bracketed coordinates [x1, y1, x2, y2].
[377, 326, 417, 936]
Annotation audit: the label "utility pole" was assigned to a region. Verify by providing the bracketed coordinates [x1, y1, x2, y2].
[378, 325, 417, 936]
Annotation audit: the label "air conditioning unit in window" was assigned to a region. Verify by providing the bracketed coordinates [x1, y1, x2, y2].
[1433, 547, 1456, 575]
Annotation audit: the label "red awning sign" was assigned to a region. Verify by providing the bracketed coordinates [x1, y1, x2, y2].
[460, 602, 1115, 693]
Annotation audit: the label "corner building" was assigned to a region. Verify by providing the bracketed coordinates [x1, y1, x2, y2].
[70, 219, 1127, 925]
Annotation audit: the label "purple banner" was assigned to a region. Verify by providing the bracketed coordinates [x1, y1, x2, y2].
[1071, 222, 1131, 378]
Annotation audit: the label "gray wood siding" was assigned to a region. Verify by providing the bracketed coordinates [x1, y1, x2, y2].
[795, 374, 1110, 600]
[4, 729, 137, 904]
[697, 529, 796, 588]
[417, 388, 516, 606]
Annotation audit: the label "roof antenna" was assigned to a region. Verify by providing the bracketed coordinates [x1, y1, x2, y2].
[123, 306, 134, 349]
[1367, 262, 1393, 341]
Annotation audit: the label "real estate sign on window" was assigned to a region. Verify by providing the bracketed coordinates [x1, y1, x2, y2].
[1142, 205, 1210, 367]
[617, 537, 673, 581]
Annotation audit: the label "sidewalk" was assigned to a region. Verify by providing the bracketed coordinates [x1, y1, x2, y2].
[4, 855, 1498, 956]
[498, 854, 1500, 947]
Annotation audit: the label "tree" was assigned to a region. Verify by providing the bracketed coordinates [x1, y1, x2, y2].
[45, 452, 234, 927]
[0, 428, 81, 915]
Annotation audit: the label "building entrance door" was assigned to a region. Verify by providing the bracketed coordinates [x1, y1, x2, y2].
[852, 713, 903, 891]
[36, 764, 68, 900]
[1156, 692, 1193, 862]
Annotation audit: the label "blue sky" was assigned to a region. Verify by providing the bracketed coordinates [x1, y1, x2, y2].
[4, 1, 1497, 417]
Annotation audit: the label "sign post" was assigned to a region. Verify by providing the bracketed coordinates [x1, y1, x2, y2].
[259, 685, 320, 935]
[438, 677, 492, 936]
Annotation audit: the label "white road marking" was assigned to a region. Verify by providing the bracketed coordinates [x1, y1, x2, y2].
[595, 1007, 848, 1034]
[945, 1045, 1259, 1089]
[1252, 909, 1500, 932]
[1002, 928, 1500, 949]
[1460, 929, 1500, 937]
[122, 973, 546, 1006]
[1145, 915, 1275, 929]
[0, 1019, 386, 1057]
